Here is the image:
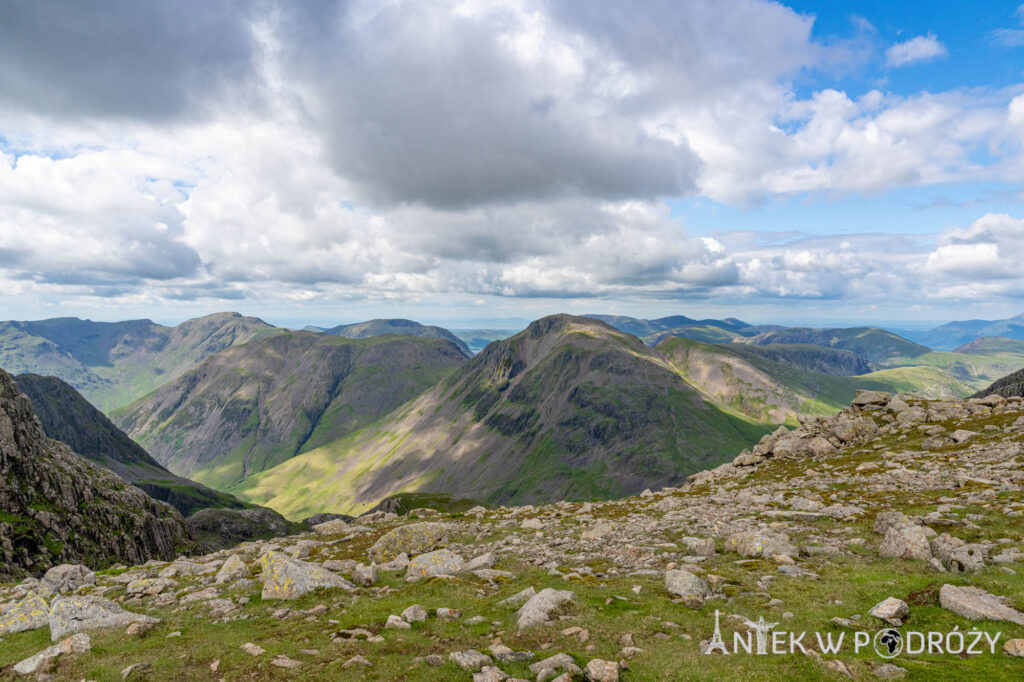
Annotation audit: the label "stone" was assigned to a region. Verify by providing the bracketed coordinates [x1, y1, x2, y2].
[490, 643, 536, 663]
[126, 578, 176, 596]
[680, 537, 716, 556]
[41, 564, 95, 595]
[879, 524, 932, 561]
[581, 521, 613, 541]
[466, 552, 497, 571]
[725, 530, 797, 558]
[939, 585, 1024, 625]
[517, 588, 575, 632]
[48, 595, 160, 641]
[406, 549, 465, 580]
[530, 653, 581, 679]
[1004, 639, 1024, 657]
[241, 642, 265, 656]
[271, 654, 302, 669]
[436, 607, 461, 619]
[121, 662, 153, 679]
[385, 614, 411, 629]
[498, 586, 536, 607]
[873, 512, 909, 536]
[449, 649, 493, 672]
[873, 663, 907, 679]
[343, 655, 373, 668]
[401, 604, 428, 623]
[869, 597, 909, 626]
[125, 621, 155, 636]
[260, 551, 355, 600]
[585, 659, 619, 681]
[214, 555, 249, 584]
[951, 429, 979, 444]
[0, 591, 48, 635]
[13, 633, 90, 676]
[474, 666, 509, 682]
[352, 563, 378, 586]
[366, 522, 448, 563]
[665, 570, 710, 608]
[853, 391, 891, 407]
[312, 519, 351, 535]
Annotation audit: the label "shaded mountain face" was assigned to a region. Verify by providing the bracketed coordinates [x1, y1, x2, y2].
[0, 369, 192, 580]
[953, 336, 1024, 355]
[730, 344, 872, 376]
[114, 332, 469, 490]
[231, 315, 769, 519]
[13, 374, 246, 516]
[973, 367, 1024, 399]
[0, 312, 281, 411]
[322, 318, 472, 356]
[739, 327, 931, 364]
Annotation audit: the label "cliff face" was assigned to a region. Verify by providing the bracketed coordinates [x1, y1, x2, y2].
[0, 369, 192, 580]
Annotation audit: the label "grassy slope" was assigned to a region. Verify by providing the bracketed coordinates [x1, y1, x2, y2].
[878, 351, 1024, 391]
[658, 338, 973, 426]
[229, 317, 771, 519]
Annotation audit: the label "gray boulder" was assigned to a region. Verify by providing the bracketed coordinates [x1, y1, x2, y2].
[260, 551, 355, 600]
[41, 564, 95, 595]
[665, 570, 710, 608]
[939, 585, 1024, 625]
[366, 522, 447, 564]
[879, 524, 932, 561]
[48, 595, 160, 641]
[406, 549, 464, 580]
[516, 588, 574, 632]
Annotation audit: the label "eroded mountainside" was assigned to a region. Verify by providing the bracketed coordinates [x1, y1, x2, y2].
[114, 332, 469, 490]
[232, 315, 768, 518]
[0, 370, 192, 581]
[12, 374, 246, 516]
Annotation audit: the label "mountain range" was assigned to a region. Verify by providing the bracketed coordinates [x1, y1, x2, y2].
[310, 318, 473, 356]
[893, 313, 1024, 351]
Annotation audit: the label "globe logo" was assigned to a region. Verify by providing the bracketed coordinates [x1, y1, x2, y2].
[874, 628, 903, 658]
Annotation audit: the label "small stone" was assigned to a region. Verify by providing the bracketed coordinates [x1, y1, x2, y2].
[874, 663, 908, 679]
[241, 642, 265, 656]
[385, 614, 411, 629]
[12, 633, 90, 675]
[401, 604, 428, 623]
[271, 654, 302, 669]
[406, 549, 465, 580]
[517, 588, 575, 632]
[665, 570, 709, 609]
[1004, 639, 1024, 657]
[121, 662, 153, 680]
[449, 649, 493, 672]
[868, 597, 909, 626]
[352, 563, 377, 586]
[584, 658, 619, 681]
[343, 655, 373, 668]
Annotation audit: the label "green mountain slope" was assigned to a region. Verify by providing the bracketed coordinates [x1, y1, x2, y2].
[658, 337, 971, 425]
[0, 313, 281, 411]
[113, 332, 468, 490]
[876, 349, 1024, 390]
[322, 318, 472, 356]
[739, 326, 931, 364]
[230, 315, 770, 519]
[13, 373, 246, 516]
[953, 336, 1024, 354]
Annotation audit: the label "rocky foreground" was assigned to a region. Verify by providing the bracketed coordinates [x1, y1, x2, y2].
[2, 391, 1024, 680]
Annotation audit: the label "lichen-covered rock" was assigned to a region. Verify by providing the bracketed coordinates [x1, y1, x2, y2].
[48, 595, 160, 641]
[260, 551, 355, 600]
[126, 578, 177, 596]
[366, 522, 448, 564]
[406, 549, 465, 580]
[214, 555, 250, 584]
[0, 591, 48, 635]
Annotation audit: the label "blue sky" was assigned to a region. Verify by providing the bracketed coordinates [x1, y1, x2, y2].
[0, 0, 1023, 329]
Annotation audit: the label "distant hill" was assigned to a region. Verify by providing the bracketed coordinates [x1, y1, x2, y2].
[0, 369, 192, 580]
[231, 315, 770, 518]
[586, 314, 782, 345]
[897, 313, 1024, 351]
[321, 318, 472, 356]
[450, 329, 521, 354]
[738, 326, 931, 364]
[0, 313, 281, 411]
[114, 331, 469, 490]
[13, 373, 246, 516]
[953, 336, 1024, 355]
[972, 366, 1024, 399]
[658, 337, 970, 425]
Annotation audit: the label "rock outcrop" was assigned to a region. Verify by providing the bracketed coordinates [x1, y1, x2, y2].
[0, 369, 193, 580]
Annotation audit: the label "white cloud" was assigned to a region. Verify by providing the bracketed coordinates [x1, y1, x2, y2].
[885, 34, 948, 67]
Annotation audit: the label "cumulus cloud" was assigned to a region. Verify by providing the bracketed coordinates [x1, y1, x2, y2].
[885, 34, 948, 67]
[0, 0, 1022, 315]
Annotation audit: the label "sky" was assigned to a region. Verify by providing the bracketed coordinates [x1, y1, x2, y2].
[1, 0, 1024, 329]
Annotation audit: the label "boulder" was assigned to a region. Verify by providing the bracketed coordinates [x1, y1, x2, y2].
[0, 591, 49, 635]
[869, 597, 909, 626]
[41, 564, 95, 595]
[449, 650, 493, 672]
[581, 521, 613, 541]
[366, 522, 448, 564]
[516, 588, 574, 632]
[878, 524, 932, 561]
[214, 555, 250, 584]
[939, 585, 1024, 625]
[852, 391, 891, 407]
[260, 551, 355, 600]
[665, 570, 709, 608]
[406, 549, 465, 580]
[724, 531, 797, 558]
[12, 633, 90, 675]
[48, 595, 159, 641]
[585, 659, 619, 682]
[873, 512, 910, 536]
